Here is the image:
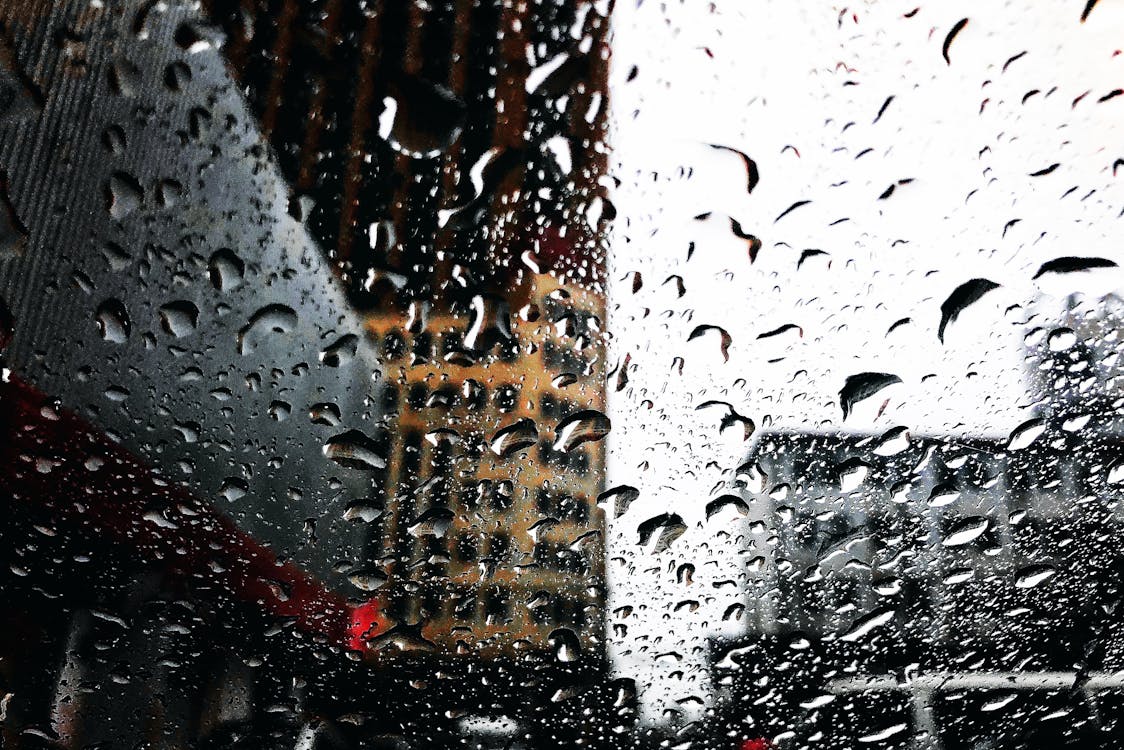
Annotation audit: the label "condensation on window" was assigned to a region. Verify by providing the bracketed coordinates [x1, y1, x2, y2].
[0, 1, 1121, 749]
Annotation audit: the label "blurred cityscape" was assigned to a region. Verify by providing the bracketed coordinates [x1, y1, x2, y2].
[0, 0, 622, 747]
[708, 296, 1124, 749]
[204, 0, 613, 654]
[0, 1, 1121, 749]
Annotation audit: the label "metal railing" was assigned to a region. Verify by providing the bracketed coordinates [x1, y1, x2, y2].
[829, 670, 1124, 750]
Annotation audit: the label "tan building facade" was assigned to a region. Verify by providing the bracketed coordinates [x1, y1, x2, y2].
[365, 272, 606, 655]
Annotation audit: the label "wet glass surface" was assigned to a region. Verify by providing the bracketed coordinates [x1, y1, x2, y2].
[0, 1, 1121, 749]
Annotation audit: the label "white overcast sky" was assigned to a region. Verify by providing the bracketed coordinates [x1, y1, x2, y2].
[602, 0, 1124, 725]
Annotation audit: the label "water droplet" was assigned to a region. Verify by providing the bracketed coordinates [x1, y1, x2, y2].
[268, 400, 291, 421]
[942, 516, 989, 547]
[237, 304, 297, 355]
[309, 402, 341, 426]
[439, 148, 526, 230]
[927, 482, 960, 507]
[366, 623, 436, 654]
[839, 606, 894, 642]
[208, 248, 245, 291]
[695, 400, 755, 440]
[938, 278, 1000, 342]
[858, 723, 908, 743]
[157, 300, 199, 337]
[873, 577, 902, 596]
[103, 385, 128, 402]
[981, 693, 1017, 712]
[1014, 563, 1056, 589]
[551, 372, 577, 388]
[173, 420, 201, 443]
[348, 569, 388, 592]
[343, 500, 382, 523]
[490, 418, 538, 457]
[189, 106, 212, 140]
[549, 627, 582, 662]
[872, 426, 910, 456]
[837, 459, 870, 492]
[553, 409, 611, 452]
[1107, 462, 1124, 484]
[425, 427, 461, 446]
[174, 22, 216, 54]
[736, 460, 769, 494]
[687, 324, 732, 362]
[102, 124, 127, 154]
[380, 74, 465, 158]
[323, 430, 386, 471]
[1047, 327, 1076, 351]
[106, 172, 142, 220]
[95, 298, 130, 343]
[705, 494, 750, 520]
[101, 241, 131, 271]
[1062, 414, 1091, 432]
[465, 295, 514, 352]
[637, 513, 686, 554]
[941, 17, 969, 65]
[839, 372, 902, 419]
[800, 695, 836, 710]
[944, 567, 974, 584]
[219, 477, 248, 502]
[1033, 256, 1117, 278]
[320, 333, 358, 367]
[155, 179, 183, 208]
[163, 61, 192, 92]
[597, 485, 638, 517]
[408, 507, 455, 538]
[1006, 417, 1045, 451]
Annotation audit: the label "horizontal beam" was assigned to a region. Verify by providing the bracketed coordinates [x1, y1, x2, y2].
[830, 671, 1124, 694]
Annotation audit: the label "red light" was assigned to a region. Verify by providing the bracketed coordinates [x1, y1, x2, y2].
[348, 599, 386, 651]
[740, 739, 772, 750]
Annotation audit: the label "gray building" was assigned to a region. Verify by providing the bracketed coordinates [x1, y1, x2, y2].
[711, 413, 1124, 747]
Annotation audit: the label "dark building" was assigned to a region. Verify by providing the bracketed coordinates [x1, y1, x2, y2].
[203, 0, 613, 306]
[708, 424, 1124, 749]
[0, 0, 624, 747]
[706, 296, 1124, 749]
[199, 0, 615, 661]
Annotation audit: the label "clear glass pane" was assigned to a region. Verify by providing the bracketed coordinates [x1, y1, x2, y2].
[0, 1, 1120, 749]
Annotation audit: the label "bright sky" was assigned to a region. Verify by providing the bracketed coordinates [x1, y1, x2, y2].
[603, 0, 1124, 726]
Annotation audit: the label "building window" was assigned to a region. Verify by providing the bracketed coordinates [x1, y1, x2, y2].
[440, 330, 465, 355]
[489, 480, 514, 511]
[406, 383, 428, 410]
[484, 586, 512, 621]
[380, 382, 399, 412]
[382, 330, 405, 361]
[558, 494, 589, 523]
[412, 332, 433, 362]
[460, 480, 486, 510]
[455, 533, 479, 563]
[493, 383, 520, 412]
[489, 532, 511, 560]
[463, 379, 487, 410]
[537, 487, 554, 515]
[534, 542, 558, 569]
[426, 385, 459, 409]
